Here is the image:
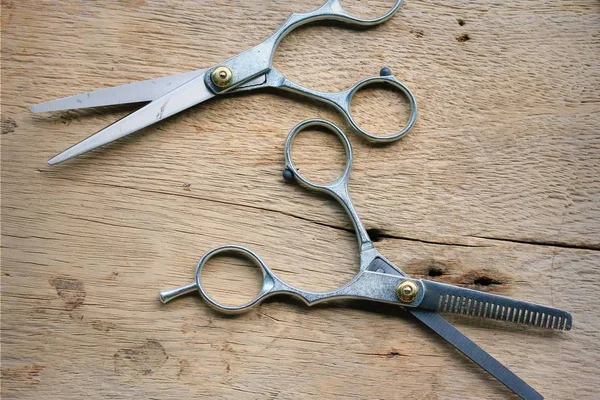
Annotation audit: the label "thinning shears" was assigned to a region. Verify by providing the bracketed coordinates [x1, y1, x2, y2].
[31, 0, 417, 165]
[160, 119, 573, 400]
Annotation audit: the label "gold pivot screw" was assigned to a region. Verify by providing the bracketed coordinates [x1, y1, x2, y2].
[211, 66, 233, 88]
[396, 281, 419, 303]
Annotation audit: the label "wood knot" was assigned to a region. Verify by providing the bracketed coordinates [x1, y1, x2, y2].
[456, 33, 471, 43]
[114, 339, 168, 377]
[366, 228, 387, 243]
[49, 276, 85, 310]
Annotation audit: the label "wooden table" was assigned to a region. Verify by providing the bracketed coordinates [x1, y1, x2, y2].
[2, 1, 599, 398]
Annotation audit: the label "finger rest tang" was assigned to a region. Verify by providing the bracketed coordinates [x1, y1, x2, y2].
[159, 282, 197, 304]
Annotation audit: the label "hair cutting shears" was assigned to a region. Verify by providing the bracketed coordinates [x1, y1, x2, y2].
[31, 0, 417, 165]
[160, 119, 573, 400]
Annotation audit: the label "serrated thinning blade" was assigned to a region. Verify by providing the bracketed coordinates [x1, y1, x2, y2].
[419, 280, 572, 330]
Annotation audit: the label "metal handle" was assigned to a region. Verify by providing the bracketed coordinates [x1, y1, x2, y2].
[284, 119, 353, 190]
[264, 0, 405, 46]
[344, 73, 418, 142]
[278, 70, 418, 142]
[159, 245, 282, 314]
[205, 0, 404, 93]
[159, 245, 426, 314]
[283, 119, 372, 250]
[302, 0, 403, 27]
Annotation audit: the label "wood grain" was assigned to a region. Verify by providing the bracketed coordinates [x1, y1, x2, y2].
[2, 1, 599, 399]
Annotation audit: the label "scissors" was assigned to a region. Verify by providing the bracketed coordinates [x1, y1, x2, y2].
[31, 0, 417, 165]
[160, 119, 573, 400]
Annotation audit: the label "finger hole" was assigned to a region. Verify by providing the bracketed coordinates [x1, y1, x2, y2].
[350, 81, 412, 138]
[290, 124, 348, 186]
[340, 0, 399, 20]
[199, 251, 264, 308]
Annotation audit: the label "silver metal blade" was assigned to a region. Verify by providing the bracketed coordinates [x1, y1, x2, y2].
[410, 309, 543, 400]
[419, 280, 572, 330]
[47, 72, 214, 165]
[31, 69, 205, 112]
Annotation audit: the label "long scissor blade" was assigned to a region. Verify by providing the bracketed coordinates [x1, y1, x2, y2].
[47, 72, 214, 165]
[410, 309, 543, 400]
[31, 69, 205, 112]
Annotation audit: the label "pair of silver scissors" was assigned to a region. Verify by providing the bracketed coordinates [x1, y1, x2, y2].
[31, 0, 417, 165]
[160, 119, 573, 400]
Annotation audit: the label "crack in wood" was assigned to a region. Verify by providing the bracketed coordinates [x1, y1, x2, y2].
[468, 235, 599, 252]
[36, 175, 599, 252]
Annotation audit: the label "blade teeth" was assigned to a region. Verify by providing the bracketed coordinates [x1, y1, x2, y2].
[564, 314, 573, 330]
[505, 306, 513, 321]
[460, 297, 468, 314]
[508, 307, 515, 322]
[560, 316, 569, 330]
[434, 293, 572, 331]
[540, 313, 547, 328]
[453, 296, 462, 313]
[522, 309, 529, 324]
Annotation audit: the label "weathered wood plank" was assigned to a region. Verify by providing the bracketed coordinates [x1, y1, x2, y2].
[2, 1, 599, 399]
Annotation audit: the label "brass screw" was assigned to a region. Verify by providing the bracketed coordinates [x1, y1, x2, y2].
[211, 66, 233, 88]
[396, 281, 419, 303]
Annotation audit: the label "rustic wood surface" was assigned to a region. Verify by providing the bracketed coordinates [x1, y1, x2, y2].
[2, 1, 599, 399]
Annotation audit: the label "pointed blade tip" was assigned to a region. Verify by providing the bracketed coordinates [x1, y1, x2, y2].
[48, 154, 66, 165]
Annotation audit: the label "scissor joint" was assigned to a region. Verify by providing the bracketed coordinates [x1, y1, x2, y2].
[396, 280, 420, 303]
[393, 278, 426, 306]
